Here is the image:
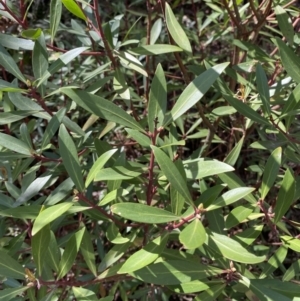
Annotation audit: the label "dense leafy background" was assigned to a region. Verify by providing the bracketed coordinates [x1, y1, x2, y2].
[1, 0, 300, 300]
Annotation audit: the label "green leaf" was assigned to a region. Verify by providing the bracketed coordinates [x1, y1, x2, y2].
[170, 185, 185, 215]
[283, 258, 300, 281]
[130, 260, 222, 285]
[131, 44, 183, 55]
[117, 51, 148, 77]
[259, 246, 287, 279]
[275, 5, 294, 46]
[184, 160, 234, 179]
[41, 108, 66, 150]
[0, 32, 34, 50]
[206, 231, 265, 264]
[206, 187, 255, 211]
[256, 63, 271, 116]
[21, 28, 42, 39]
[261, 147, 282, 201]
[85, 149, 118, 187]
[72, 287, 98, 301]
[151, 146, 193, 206]
[61, 88, 144, 132]
[275, 37, 300, 83]
[106, 223, 129, 244]
[0, 286, 29, 301]
[32, 225, 51, 276]
[280, 236, 300, 252]
[233, 225, 263, 246]
[0, 132, 32, 156]
[50, 0, 62, 43]
[170, 280, 209, 294]
[0, 111, 38, 125]
[46, 231, 60, 273]
[99, 188, 129, 206]
[111, 203, 179, 224]
[194, 284, 226, 301]
[59, 124, 85, 192]
[125, 128, 151, 147]
[118, 232, 169, 274]
[0, 44, 27, 83]
[57, 228, 85, 279]
[0, 205, 41, 218]
[150, 18, 162, 45]
[179, 219, 206, 249]
[274, 167, 295, 224]
[32, 203, 74, 235]
[225, 205, 255, 229]
[163, 63, 229, 127]
[148, 64, 167, 132]
[95, 166, 141, 181]
[80, 227, 97, 276]
[62, 0, 87, 20]
[14, 175, 52, 207]
[224, 95, 270, 126]
[224, 136, 244, 166]
[0, 249, 25, 279]
[165, 3, 192, 53]
[282, 84, 300, 130]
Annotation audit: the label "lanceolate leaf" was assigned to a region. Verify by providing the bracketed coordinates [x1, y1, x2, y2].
[206, 231, 265, 264]
[206, 187, 255, 211]
[61, 88, 144, 132]
[131, 44, 183, 55]
[274, 167, 295, 223]
[0, 133, 32, 156]
[0, 111, 38, 125]
[256, 63, 271, 116]
[275, 6, 294, 46]
[0, 44, 26, 83]
[111, 203, 179, 224]
[80, 227, 97, 276]
[163, 63, 229, 127]
[165, 3, 192, 53]
[118, 232, 169, 274]
[50, 0, 62, 43]
[179, 219, 206, 249]
[32, 225, 51, 276]
[32, 203, 74, 235]
[62, 0, 87, 21]
[261, 147, 282, 201]
[130, 260, 222, 285]
[0, 286, 29, 301]
[224, 136, 245, 166]
[59, 124, 85, 192]
[151, 146, 193, 206]
[0, 250, 25, 280]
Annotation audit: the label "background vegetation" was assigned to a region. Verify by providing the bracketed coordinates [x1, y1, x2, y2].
[1, 0, 300, 300]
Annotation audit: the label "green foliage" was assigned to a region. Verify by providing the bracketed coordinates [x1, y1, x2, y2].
[0, 0, 300, 300]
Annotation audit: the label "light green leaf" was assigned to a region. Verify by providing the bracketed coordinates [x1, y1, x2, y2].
[283, 259, 300, 281]
[151, 146, 193, 206]
[125, 128, 151, 147]
[261, 147, 282, 200]
[72, 287, 98, 301]
[106, 223, 129, 244]
[0, 132, 32, 156]
[62, 0, 87, 20]
[256, 63, 271, 116]
[274, 167, 295, 223]
[95, 166, 142, 181]
[224, 95, 270, 126]
[225, 205, 255, 229]
[275, 5, 294, 46]
[169, 280, 209, 294]
[170, 185, 185, 215]
[0, 44, 27, 83]
[80, 227, 97, 276]
[224, 136, 244, 166]
[206, 187, 255, 211]
[194, 284, 226, 301]
[118, 51, 148, 77]
[206, 231, 265, 264]
[275, 37, 300, 83]
[259, 246, 287, 279]
[0, 286, 29, 301]
[179, 219, 206, 249]
[150, 18, 162, 45]
[111, 203, 179, 224]
[21, 28, 42, 39]
[32, 225, 51, 276]
[148, 64, 167, 132]
[184, 160, 234, 179]
[163, 63, 229, 126]
[46, 231, 60, 273]
[57, 228, 85, 279]
[0, 33, 34, 50]
[0, 111, 38, 125]
[118, 232, 169, 274]
[85, 149, 118, 187]
[281, 236, 300, 252]
[130, 260, 222, 285]
[165, 3, 192, 53]
[50, 0, 62, 43]
[32, 203, 73, 235]
[212, 106, 237, 116]
[99, 188, 129, 206]
[233, 225, 263, 246]
[0, 205, 41, 219]
[131, 44, 183, 55]
[59, 124, 85, 192]
[61, 88, 145, 132]
[0, 250, 25, 280]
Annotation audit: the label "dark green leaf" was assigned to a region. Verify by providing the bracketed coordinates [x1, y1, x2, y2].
[275, 6, 294, 46]
[0, 132, 32, 156]
[256, 63, 271, 116]
[0, 250, 25, 280]
[0, 286, 29, 301]
[80, 227, 97, 276]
